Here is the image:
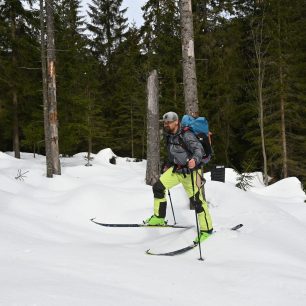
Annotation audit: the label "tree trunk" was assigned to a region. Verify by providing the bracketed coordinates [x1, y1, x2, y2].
[279, 67, 287, 178]
[146, 70, 160, 186]
[131, 104, 134, 159]
[86, 118, 92, 166]
[11, 9, 20, 159]
[251, 13, 268, 186]
[12, 90, 20, 159]
[179, 0, 199, 116]
[87, 100, 92, 166]
[40, 0, 53, 178]
[277, 2, 288, 178]
[46, 0, 61, 175]
[258, 72, 268, 185]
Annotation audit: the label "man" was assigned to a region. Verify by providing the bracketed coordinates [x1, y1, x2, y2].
[145, 111, 213, 243]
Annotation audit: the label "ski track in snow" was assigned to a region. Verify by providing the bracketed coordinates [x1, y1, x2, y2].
[1, 149, 306, 306]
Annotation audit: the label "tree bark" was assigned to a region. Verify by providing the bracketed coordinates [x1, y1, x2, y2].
[258, 70, 268, 186]
[279, 66, 287, 178]
[277, 2, 288, 178]
[251, 13, 268, 185]
[40, 0, 53, 178]
[10, 9, 20, 159]
[46, 0, 61, 175]
[131, 105, 134, 159]
[146, 70, 160, 186]
[179, 0, 199, 116]
[86, 87, 92, 166]
[12, 90, 20, 159]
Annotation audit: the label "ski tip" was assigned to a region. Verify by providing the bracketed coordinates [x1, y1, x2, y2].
[90, 218, 96, 222]
[145, 249, 151, 255]
[232, 223, 243, 230]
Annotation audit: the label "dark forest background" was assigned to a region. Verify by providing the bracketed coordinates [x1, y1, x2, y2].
[0, 0, 305, 187]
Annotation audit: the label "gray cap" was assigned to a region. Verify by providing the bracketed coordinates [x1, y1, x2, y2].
[162, 111, 178, 122]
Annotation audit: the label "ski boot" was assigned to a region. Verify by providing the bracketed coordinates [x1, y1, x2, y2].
[144, 215, 166, 226]
[194, 230, 212, 244]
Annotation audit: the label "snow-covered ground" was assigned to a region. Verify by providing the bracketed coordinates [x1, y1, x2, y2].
[1, 149, 306, 306]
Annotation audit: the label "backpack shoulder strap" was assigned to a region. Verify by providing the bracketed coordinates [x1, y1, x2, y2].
[178, 128, 191, 152]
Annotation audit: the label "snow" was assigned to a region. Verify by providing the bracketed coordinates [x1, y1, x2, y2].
[1, 149, 306, 306]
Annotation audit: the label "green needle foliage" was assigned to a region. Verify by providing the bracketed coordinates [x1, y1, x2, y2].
[0, 0, 305, 187]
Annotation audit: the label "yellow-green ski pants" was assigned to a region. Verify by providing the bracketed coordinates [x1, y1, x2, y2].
[152, 167, 213, 232]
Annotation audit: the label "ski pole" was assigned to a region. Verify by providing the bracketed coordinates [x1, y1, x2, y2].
[168, 190, 177, 225]
[191, 169, 204, 261]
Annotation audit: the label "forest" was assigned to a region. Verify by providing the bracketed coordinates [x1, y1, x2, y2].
[0, 0, 305, 187]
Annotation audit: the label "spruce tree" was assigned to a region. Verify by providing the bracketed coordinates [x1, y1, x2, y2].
[107, 26, 146, 158]
[87, 0, 128, 64]
[237, 0, 306, 185]
[53, 0, 95, 156]
[141, 0, 183, 115]
[0, 0, 41, 156]
[192, 1, 247, 167]
[86, 0, 130, 154]
[282, 0, 306, 185]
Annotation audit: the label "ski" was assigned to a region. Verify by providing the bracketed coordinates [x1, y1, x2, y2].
[146, 243, 197, 256]
[90, 218, 192, 229]
[146, 223, 243, 257]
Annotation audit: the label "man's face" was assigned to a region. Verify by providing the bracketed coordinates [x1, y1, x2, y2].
[163, 120, 179, 134]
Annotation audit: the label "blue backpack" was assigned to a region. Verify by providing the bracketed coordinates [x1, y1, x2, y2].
[181, 115, 212, 163]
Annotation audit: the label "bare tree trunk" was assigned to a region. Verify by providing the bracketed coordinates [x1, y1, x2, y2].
[131, 104, 134, 159]
[251, 13, 268, 185]
[46, 0, 61, 175]
[146, 70, 160, 186]
[142, 116, 146, 159]
[11, 9, 20, 159]
[277, 2, 288, 178]
[279, 67, 287, 178]
[258, 71, 268, 185]
[12, 90, 20, 159]
[224, 98, 231, 165]
[86, 88, 92, 166]
[40, 0, 53, 178]
[86, 112, 92, 166]
[179, 0, 199, 116]
[87, 136, 92, 162]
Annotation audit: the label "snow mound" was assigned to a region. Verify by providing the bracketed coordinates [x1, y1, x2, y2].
[204, 167, 265, 189]
[251, 177, 306, 199]
[0, 151, 16, 161]
[95, 148, 117, 163]
[72, 152, 94, 158]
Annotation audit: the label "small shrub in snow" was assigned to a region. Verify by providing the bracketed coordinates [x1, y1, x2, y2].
[236, 172, 254, 191]
[15, 169, 29, 181]
[234, 159, 256, 191]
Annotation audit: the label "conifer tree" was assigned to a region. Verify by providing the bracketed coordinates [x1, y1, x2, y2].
[237, 0, 306, 185]
[141, 0, 183, 115]
[86, 0, 130, 155]
[280, 0, 306, 185]
[0, 0, 41, 157]
[87, 0, 128, 64]
[107, 26, 146, 158]
[192, 1, 247, 166]
[53, 0, 89, 155]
